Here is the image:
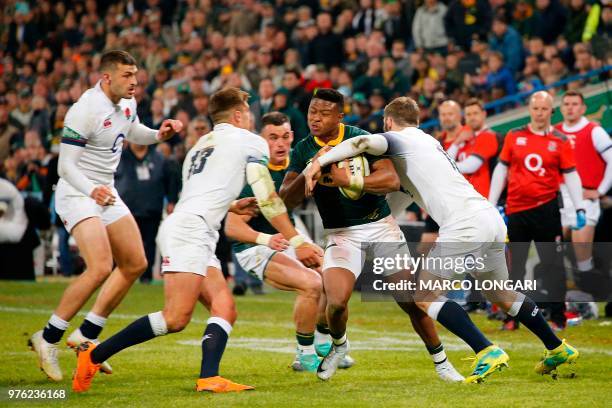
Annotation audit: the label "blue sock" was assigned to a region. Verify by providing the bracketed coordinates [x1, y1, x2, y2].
[515, 297, 562, 350]
[435, 301, 492, 354]
[91, 315, 161, 364]
[200, 322, 230, 378]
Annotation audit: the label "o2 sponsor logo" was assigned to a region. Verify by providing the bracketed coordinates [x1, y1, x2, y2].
[523, 153, 545, 176]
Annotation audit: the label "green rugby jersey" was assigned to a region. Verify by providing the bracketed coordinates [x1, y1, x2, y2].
[288, 124, 390, 229]
[232, 158, 294, 254]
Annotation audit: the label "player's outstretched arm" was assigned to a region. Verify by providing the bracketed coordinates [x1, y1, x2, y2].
[246, 162, 322, 267]
[127, 118, 184, 144]
[488, 162, 508, 206]
[225, 212, 289, 251]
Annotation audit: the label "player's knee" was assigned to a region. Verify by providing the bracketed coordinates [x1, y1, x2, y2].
[86, 259, 114, 285]
[119, 254, 148, 279]
[211, 295, 237, 325]
[327, 300, 347, 318]
[300, 273, 322, 299]
[164, 310, 193, 333]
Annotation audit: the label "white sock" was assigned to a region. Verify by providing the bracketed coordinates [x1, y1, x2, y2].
[148, 311, 168, 336]
[207, 317, 233, 335]
[297, 344, 316, 354]
[577, 258, 593, 272]
[48, 314, 69, 330]
[85, 312, 107, 328]
[332, 333, 347, 346]
[432, 349, 447, 364]
[314, 328, 330, 345]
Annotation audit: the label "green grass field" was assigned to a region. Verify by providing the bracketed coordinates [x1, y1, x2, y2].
[1, 281, 610, 407]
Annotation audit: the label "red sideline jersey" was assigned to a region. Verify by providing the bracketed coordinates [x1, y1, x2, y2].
[500, 125, 576, 215]
[455, 128, 499, 197]
[554, 118, 610, 189]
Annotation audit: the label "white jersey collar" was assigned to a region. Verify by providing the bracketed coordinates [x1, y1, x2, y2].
[213, 123, 237, 132]
[95, 81, 121, 110]
[562, 117, 589, 133]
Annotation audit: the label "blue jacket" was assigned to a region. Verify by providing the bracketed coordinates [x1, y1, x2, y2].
[486, 67, 517, 96]
[489, 26, 523, 74]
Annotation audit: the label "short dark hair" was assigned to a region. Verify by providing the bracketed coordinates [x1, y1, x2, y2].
[312, 88, 343, 111]
[464, 98, 485, 110]
[284, 68, 302, 79]
[562, 90, 585, 104]
[262, 111, 290, 127]
[384, 97, 420, 127]
[100, 50, 137, 72]
[209, 87, 250, 125]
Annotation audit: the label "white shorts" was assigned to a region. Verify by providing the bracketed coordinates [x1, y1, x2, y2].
[235, 235, 310, 281]
[235, 245, 278, 281]
[55, 179, 130, 232]
[428, 207, 508, 281]
[323, 215, 410, 278]
[560, 185, 601, 227]
[157, 211, 219, 275]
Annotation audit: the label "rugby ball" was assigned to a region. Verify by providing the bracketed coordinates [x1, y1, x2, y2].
[337, 155, 370, 200]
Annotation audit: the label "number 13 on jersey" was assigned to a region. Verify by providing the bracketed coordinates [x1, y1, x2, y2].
[188, 146, 215, 178]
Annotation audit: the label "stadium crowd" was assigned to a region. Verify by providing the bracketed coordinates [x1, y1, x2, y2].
[0, 0, 611, 291]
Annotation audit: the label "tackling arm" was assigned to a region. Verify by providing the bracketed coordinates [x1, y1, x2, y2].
[317, 134, 388, 167]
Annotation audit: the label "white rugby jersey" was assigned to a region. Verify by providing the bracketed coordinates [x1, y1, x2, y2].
[61, 81, 139, 187]
[174, 123, 269, 230]
[381, 127, 491, 226]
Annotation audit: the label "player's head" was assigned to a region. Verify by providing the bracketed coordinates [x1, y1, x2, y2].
[99, 50, 138, 100]
[383, 96, 420, 132]
[528, 91, 553, 130]
[560, 90, 586, 124]
[261, 112, 293, 164]
[209, 87, 251, 130]
[464, 98, 487, 131]
[308, 88, 344, 138]
[438, 100, 462, 131]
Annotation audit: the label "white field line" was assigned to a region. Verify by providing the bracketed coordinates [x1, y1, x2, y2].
[3, 306, 611, 356]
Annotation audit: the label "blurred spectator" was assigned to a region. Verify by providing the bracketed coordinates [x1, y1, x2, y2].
[10, 88, 34, 132]
[532, 0, 569, 44]
[412, 0, 449, 55]
[251, 78, 276, 131]
[272, 89, 307, 145]
[485, 52, 518, 96]
[310, 12, 344, 68]
[115, 143, 180, 283]
[565, 0, 590, 44]
[282, 68, 310, 117]
[352, 0, 376, 37]
[489, 15, 524, 74]
[0, 97, 19, 164]
[6, 2, 38, 55]
[444, 0, 493, 51]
